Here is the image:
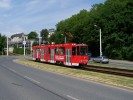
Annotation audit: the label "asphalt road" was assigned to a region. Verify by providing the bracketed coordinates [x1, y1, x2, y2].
[90, 58, 133, 67]
[109, 60, 133, 67]
[0, 56, 133, 100]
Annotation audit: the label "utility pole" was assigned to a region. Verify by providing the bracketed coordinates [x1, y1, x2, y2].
[23, 36, 26, 56]
[39, 37, 42, 45]
[61, 34, 66, 43]
[94, 25, 102, 57]
[65, 36, 66, 43]
[99, 28, 102, 57]
[35, 30, 41, 45]
[7, 36, 8, 56]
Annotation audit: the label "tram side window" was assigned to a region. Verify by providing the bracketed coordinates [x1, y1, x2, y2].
[77, 46, 80, 55]
[55, 47, 65, 55]
[37, 48, 40, 53]
[72, 47, 76, 55]
[41, 49, 45, 54]
[55, 48, 59, 55]
[60, 47, 65, 55]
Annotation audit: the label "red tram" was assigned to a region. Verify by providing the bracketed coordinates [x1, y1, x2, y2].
[32, 43, 88, 67]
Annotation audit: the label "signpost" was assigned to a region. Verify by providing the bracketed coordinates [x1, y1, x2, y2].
[23, 40, 26, 56]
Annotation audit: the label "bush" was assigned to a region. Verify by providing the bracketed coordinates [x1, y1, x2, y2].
[13, 48, 23, 54]
[13, 47, 31, 55]
[111, 49, 123, 60]
[26, 49, 31, 55]
[127, 45, 133, 61]
[127, 51, 133, 61]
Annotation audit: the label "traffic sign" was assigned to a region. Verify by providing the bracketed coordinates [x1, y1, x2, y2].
[23, 41, 26, 45]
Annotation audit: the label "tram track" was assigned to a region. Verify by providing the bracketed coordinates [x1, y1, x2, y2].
[26, 59, 133, 78]
[84, 65, 133, 78]
[43, 62, 133, 78]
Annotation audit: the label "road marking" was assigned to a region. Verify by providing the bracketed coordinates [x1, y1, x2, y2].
[24, 76, 40, 84]
[66, 95, 79, 100]
[8, 68, 17, 73]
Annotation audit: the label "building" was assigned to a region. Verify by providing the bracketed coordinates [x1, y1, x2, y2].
[8, 32, 28, 53]
[10, 33, 27, 43]
[48, 28, 55, 38]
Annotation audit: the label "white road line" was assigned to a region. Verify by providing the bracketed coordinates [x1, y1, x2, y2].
[66, 95, 79, 100]
[8, 68, 17, 73]
[24, 76, 40, 84]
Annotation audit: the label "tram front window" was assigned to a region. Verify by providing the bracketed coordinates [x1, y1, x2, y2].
[78, 46, 88, 56]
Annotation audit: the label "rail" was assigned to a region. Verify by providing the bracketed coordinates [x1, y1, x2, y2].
[29, 59, 133, 78]
[85, 65, 133, 78]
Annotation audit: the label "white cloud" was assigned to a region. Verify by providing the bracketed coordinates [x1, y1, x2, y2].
[0, 0, 11, 9]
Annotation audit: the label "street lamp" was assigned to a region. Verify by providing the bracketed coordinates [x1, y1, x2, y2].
[7, 36, 8, 56]
[35, 30, 42, 45]
[23, 36, 26, 56]
[65, 36, 66, 43]
[61, 34, 66, 43]
[39, 37, 42, 45]
[94, 25, 102, 57]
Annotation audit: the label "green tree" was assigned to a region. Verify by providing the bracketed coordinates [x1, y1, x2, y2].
[49, 0, 133, 60]
[0, 33, 6, 55]
[28, 31, 38, 39]
[40, 29, 49, 44]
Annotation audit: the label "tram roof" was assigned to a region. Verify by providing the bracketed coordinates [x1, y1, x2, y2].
[32, 43, 88, 48]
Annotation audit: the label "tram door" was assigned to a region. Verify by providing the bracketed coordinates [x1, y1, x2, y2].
[50, 49, 55, 63]
[41, 49, 44, 61]
[36, 49, 39, 58]
[66, 49, 71, 66]
[32, 50, 35, 60]
[44, 48, 46, 62]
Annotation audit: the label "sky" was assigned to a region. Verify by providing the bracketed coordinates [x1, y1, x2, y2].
[0, 0, 106, 36]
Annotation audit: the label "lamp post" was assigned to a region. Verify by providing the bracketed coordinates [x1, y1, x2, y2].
[61, 34, 66, 43]
[65, 36, 66, 43]
[35, 30, 42, 45]
[39, 37, 42, 45]
[23, 36, 26, 56]
[94, 25, 102, 57]
[7, 36, 8, 56]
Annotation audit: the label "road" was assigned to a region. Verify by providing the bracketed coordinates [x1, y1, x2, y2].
[109, 59, 133, 67]
[90, 58, 133, 67]
[0, 56, 133, 100]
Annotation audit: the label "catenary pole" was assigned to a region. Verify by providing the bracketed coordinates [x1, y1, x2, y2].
[7, 36, 8, 56]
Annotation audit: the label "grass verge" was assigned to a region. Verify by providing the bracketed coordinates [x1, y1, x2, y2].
[15, 59, 133, 90]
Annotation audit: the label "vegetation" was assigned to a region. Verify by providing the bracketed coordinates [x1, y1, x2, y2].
[49, 0, 133, 61]
[13, 44, 31, 55]
[28, 31, 38, 39]
[0, 33, 6, 55]
[40, 29, 49, 44]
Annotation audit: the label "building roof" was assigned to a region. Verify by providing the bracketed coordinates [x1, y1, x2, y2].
[11, 33, 24, 38]
[48, 28, 55, 33]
